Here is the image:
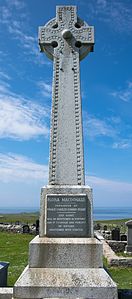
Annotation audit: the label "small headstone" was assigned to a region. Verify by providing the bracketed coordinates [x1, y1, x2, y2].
[15, 221, 20, 225]
[112, 227, 120, 241]
[94, 223, 101, 230]
[103, 225, 107, 231]
[23, 224, 30, 234]
[125, 220, 132, 252]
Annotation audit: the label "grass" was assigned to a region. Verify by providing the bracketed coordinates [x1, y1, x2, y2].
[0, 231, 34, 286]
[103, 257, 132, 289]
[0, 212, 39, 225]
[109, 267, 132, 289]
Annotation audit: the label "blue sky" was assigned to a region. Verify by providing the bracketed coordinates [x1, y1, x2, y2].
[0, 0, 132, 208]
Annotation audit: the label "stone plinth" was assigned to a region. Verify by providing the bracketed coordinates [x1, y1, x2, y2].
[40, 185, 93, 237]
[13, 266, 118, 299]
[0, 288, 13, 299]
[29, 236, 103, 268]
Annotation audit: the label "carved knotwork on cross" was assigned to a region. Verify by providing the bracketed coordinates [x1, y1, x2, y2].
[39, 6, 94, 60]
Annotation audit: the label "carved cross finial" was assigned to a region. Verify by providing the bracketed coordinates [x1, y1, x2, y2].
[39, 6, 94, 61]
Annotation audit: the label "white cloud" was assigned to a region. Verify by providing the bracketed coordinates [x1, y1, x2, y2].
[111, 81, 132, 102]
[84, 114, 116, 139]
[0, 81, 49, 140]
[0, 153, 48, 183]
[86, 175, 132, 192]
[112, 141, 132, 149]
[6, 0, 25, 10]
[84, 114, 132, 150]
[86, 0, 132, 34]
[86, 175, 132, 206]
[0, 1, 49, 66]
[97, 0, 107, 7]
[86, 176, 132, 191]
[0, 71, 11, 81]
[37, 81, 52, 98]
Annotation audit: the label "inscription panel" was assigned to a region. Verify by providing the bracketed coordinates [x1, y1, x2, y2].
[46, 194, 88, 237]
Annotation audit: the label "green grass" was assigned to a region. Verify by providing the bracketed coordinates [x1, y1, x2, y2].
[0, 231, 34, 286]
[108, 267, 132, 289]
[0, 212, 39, 224]
[103, 257, 132, 289]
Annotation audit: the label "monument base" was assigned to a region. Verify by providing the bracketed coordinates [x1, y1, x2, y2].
[29, 235, 103, 268]
[13, 184, 118, 299]
[13, 234, 118, 299]
[13, 265, 118, 299]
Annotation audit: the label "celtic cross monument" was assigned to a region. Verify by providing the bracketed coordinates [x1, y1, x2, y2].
[13, 6, 118, 299]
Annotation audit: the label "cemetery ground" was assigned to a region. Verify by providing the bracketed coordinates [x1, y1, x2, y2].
[0, 213, 132, 289]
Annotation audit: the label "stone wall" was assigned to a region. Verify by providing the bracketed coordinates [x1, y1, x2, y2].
[107, 240, 127, 253]
[0, 224, 36, 234]
[95, 231, 132, 267]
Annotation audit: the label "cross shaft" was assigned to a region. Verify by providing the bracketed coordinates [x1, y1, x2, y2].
[39, 6, 94, 185]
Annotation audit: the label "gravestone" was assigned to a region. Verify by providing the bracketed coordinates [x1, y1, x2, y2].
[13, 6, 118, 299]
[125, 220, 132, 252]
[15, 221, 20, 225]
[103, 225, 107, 231]
[112, 227, 120, 241]
[36, 219, 39, 234]
[22, 224, 30, 234]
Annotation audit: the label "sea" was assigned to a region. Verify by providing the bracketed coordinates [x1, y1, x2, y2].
[0, 206, 132, 220]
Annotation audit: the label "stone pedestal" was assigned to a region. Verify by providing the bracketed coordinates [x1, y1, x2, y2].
[14, 267, 117, 299]
[29, 236, 103, 268]
[13, 235, 117, 299]
[13, 185, 118, 299]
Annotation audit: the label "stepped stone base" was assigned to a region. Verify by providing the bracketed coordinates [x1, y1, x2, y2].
[13, 266, 118, 299]
[0, 288, 13, 299]
[29, 236, 103, 268]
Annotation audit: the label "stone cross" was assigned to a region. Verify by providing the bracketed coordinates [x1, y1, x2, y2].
[39, 6, 94, 186]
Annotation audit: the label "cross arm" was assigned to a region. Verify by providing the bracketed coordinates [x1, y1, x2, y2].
[74, 26, 94, 45]
[38, 26, 60, 50]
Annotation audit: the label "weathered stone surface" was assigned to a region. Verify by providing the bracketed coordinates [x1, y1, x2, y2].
[29, 235, 103, 268]
[14, 266, 117, 299]
[40, 185, 93, 237]
[0, 287, 13, 299]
